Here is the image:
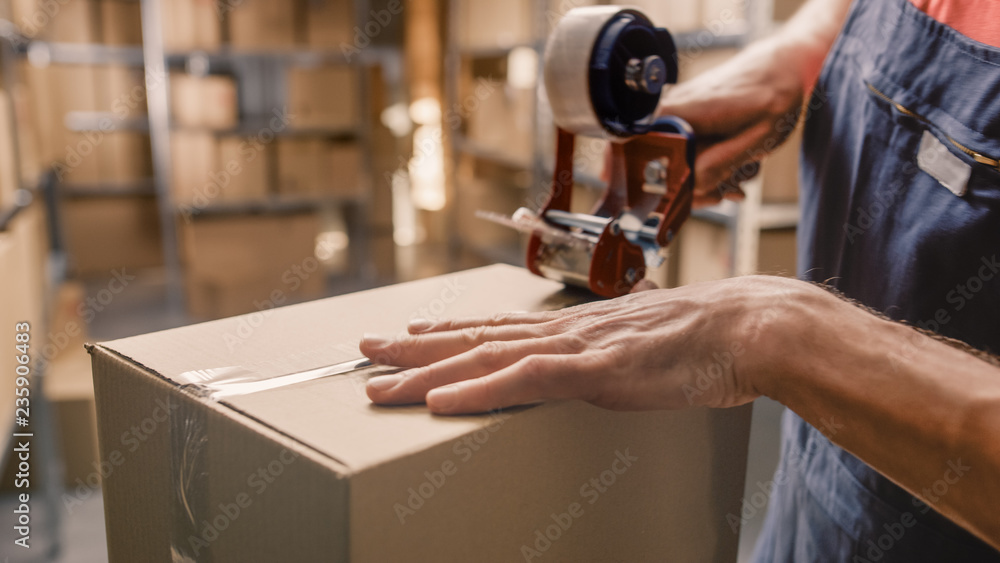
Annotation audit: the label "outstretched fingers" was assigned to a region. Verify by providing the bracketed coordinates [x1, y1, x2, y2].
[366, 334, 588, 405]
[406, 311, 557, 335]
[361, 322, 554, 367]
[424, 353, 606, 415]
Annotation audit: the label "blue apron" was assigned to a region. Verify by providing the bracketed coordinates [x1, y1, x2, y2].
[753, 0, 1000, 561]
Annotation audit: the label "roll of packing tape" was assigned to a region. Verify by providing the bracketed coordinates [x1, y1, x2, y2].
[544, 7, 678, 138]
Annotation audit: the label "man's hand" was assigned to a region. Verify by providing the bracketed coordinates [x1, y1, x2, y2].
[653, 0, 851, 207]
[361, 276, 818, 415]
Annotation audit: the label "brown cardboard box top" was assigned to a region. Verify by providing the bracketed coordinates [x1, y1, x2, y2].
[92, 265, 751, 562]
[99, 265, 587, 470]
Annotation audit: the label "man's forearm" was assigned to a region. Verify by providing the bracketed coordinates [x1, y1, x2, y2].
[757, 289, 1000, 549]
[775, 0, 854, 91]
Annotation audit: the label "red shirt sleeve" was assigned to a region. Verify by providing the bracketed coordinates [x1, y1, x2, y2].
[909, 0, 1000, 47]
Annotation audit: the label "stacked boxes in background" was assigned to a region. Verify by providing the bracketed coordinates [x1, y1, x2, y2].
[180, 212, 326, 319]
[162, 0, 371, 318]
[161, 0, 361, 52]
[14, 0, 160, 277]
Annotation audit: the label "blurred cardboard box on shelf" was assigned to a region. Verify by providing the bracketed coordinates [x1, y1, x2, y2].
[172, 132, 273, 207]
[217, 136, 272, 201]
[100, 0, 143, 45]
[55, 132, 104, 186]
[304, 0, 355, 50]
[466, 81, 534, 168]
[455, 167, 526, 253]
[162, 0, 223, 51]
[277, 138, 363, 200]
[677, 218, 798, 284]
[276, 138, 327, 198]
[612, 0, 700, 34]
[99, 132, 153, 185]
[0, 90, 19, 209]
[171, 74, 239, 130]
[701, 0, 748, 33]
[90, 265, 751, 562]
[228, 0, 303, 49]
[678, 218, 732, 285]
[757, 228, 797, 277]
[23, 64, 99, 160]
[171, 130, 218, 205]
[95, 65, 147, 116]
[51, 132, 152, 188]
[12, 0, 101, 43]
[458, 0, 533, 49]
[327, 142, 363, 197]
[62, 195, 163, 277]
[287, 66, 358, 130]
[0, 203, 49, 491]
[762, 126, 802, 204]
[45, 282, 101, 489]
[180, 211, 324, 319]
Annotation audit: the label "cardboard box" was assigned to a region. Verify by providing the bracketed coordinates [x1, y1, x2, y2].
[326, 142, 363, 197]
[181, 212, 323, 319]
[466, 81, 534, 167]
[677, 219, 798, 284]
[217, 136, 272, 202]
[171, 131, 218, 205]
[611, 0, 700, 34]
[304, 0, 355, 50]
[276, 138, 326, 198]
[55, 132, 104, 186]
[172, 133, 272, 207]
[287, 66, 358, 130]
[95, 65, 148, 116]
[228, 0, 302, 49]
[702, 0, 748, 33]
[0, 204, 48, 493]
[98, 132, 153, 185]
[0, 90, 19, 209]
[45, 283, 100, 489]
[678, 218, 732, 285]
[762, 126, 802, 204]
[458, 0, 533, 49]
[276, 138, 362, 199]
[100, 0, 143, 45]
[171, 74, 239, 130]
[62, 195, 163, 276]
[0, 201, 48, 390]
[162, 0, 223, 51]
[90, 265, 752, 562]
[12, 0, 100, 43]
[757, 228, 797, 277]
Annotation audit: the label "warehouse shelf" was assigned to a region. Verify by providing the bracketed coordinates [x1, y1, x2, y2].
[757, 201, 800, 230]
[0, 32, 146, 66]
[0, 190, 33, 232]
[65, 111, 151, 133]
[692, 200, 741, 227]
[171, 122, 362, 141]
[455, 42, 543, 59]
[164, 44, 400, 68]
[180, 198, 325, 219]
[692, 200, 800, 231]
[455, 135, 534, 171]
[540, 164, 607, 192]
[60, 180, 157, 199]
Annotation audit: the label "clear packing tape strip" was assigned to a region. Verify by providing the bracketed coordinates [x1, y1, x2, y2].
[177, 357, 379, 401]
[170, 357, 399, 562]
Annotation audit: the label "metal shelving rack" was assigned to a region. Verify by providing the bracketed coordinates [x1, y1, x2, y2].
[2, 0, 404, 310]
[445, 0, 802, 281]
